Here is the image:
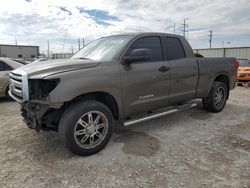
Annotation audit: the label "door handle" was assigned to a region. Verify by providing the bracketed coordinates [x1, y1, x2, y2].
[158, 66, 170, 72]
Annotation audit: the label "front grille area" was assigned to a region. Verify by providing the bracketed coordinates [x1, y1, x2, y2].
[9, 69, 29, 103]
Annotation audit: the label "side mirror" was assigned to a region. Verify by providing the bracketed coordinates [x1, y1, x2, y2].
[122, 48, 152, 64]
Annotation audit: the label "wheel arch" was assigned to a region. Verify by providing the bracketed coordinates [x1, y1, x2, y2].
[213, 73, 230, 99]
[3, 82, 10, 97]
[68, 91, 120, 120]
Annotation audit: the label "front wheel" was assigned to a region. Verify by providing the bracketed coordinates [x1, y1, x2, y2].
[202, 81, 228, 113]
[5, 86, 12, 100]
[59, 100, 114, 156]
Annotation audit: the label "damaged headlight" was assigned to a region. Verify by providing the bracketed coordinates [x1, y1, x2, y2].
[29, 79, 60, 99]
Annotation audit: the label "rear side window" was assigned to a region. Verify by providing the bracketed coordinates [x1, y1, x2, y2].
[4, 63, 13, 70]
[0, 61, 3, 71]
[0, 61, 13, 71]
[165, 37, 186, 60]
[128, 36, 163, 61]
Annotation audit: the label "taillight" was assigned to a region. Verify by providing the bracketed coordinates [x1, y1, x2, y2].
[235, 60, 240, 70]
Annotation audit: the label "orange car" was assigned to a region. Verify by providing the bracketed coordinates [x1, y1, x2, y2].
[237, 59, 250, 86]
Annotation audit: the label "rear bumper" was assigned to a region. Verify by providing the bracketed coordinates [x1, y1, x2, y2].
[237, 78, 250, 82]
[237, 73, 250, 82]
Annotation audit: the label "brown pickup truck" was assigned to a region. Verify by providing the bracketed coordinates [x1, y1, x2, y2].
[9, 32, 237, 156]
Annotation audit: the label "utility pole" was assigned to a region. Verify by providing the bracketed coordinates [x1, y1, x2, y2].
[78, 38, 80, 50]
[209, 30, 213, 49]
[173, 23, 176, 34]
[71, 45, 74, 54]
[82, 38, 85, 47]
[181, 19, 189, 38]
[62, 34, 66, 53]
[15, 36, 17, 45]
[47, 39, 50, 59]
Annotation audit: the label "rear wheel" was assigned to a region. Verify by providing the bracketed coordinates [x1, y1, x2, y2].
[202, 81, 228, 113]
[58, 100, 113, 156]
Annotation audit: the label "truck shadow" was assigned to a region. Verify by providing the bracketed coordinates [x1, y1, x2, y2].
[0, 98, 14, 103]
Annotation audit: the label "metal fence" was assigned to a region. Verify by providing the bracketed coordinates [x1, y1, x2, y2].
[52, 53, 72, 59]
[194, 47, 250, 59]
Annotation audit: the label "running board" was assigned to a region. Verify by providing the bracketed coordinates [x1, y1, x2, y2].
[123, 103, 197, 127]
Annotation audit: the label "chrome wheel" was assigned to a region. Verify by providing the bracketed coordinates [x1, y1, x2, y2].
[214, 87, 225, 107]
[74, 111, 108, 149]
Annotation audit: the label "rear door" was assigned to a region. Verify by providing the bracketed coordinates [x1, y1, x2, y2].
[0, 61, 13, 95]
[120, 36, 171, 116]
[163, 37, 198, 105]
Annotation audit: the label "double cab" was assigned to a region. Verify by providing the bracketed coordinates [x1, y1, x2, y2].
[9, 33, 237, 156]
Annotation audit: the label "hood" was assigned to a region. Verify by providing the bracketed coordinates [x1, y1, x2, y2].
[17, 59, 101, 78]
[238, 66, 250, 73]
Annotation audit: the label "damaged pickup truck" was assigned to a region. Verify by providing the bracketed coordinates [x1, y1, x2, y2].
[9, 32, 237, 156]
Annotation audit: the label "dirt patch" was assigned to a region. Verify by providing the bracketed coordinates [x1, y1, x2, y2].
[189, 111, 213, 120]
[214, 129, 250, 152]
[232, 137, 250, 152]
[113, 129, 160, 157]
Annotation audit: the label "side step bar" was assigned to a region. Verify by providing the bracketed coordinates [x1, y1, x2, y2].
[123, 103, 197, 127]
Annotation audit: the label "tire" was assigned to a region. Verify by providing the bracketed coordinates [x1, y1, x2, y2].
[5, 86, 12, 100]
[58, 100, 114, 156]
[202, 81, 228, 113]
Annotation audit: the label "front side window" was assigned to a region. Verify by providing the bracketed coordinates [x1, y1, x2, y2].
[165, 37, 186, 60]
[128, 36, 163, 61]
[71, 36, 132, 61]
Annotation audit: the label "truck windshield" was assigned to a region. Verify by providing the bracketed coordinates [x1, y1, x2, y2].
[71, 36, 132, 61]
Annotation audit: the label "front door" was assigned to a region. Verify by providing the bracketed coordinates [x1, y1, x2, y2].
[120, 36, 171, 116]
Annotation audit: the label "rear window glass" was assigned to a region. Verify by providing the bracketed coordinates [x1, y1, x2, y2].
[165, 37, 186, 60]
[239, 60, 250, 67]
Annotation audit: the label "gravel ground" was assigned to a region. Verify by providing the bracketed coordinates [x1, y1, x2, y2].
[0, 86, 250, 188]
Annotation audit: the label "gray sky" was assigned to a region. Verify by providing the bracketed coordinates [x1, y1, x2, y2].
[0, 0, 250, 54]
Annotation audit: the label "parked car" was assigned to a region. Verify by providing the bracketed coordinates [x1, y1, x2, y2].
[32, 57, 48, 63]
[0, 58, 24, 99]
[9, 32, 238, 156]
[237, 59, 250, 86]
[11, 58, 30, 65]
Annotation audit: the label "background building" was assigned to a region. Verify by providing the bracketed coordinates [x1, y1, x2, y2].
[0, 44, 39, 60]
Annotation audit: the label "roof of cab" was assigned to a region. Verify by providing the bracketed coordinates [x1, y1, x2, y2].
[104, 32, 183, 38]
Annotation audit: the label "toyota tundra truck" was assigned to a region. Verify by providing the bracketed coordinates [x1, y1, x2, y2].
[8, 33, 237, 156]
